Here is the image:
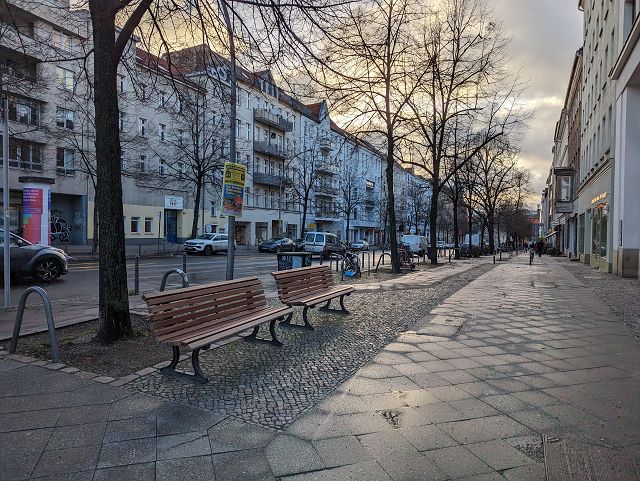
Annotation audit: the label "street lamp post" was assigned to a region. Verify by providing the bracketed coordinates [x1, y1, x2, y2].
[2, 91, 10, 309]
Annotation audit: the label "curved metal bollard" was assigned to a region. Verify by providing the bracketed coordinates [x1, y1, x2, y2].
[160, 269, 190, 292]
[10, 287, 60, 362]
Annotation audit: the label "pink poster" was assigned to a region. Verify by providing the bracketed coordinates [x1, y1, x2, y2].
[22, 185, 51, 245]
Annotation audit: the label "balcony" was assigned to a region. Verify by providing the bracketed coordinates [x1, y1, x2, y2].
[253, 171, 286, 188]
[318, 136, 333, 153]
[316, 162, 338, 175]
[253, 108, 293, 132]
[314, 183, 337, 196]
[314, 208, 339, 220]
[254, 140, 287, 160]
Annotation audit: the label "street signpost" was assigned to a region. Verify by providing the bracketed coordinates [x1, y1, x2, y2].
[222, 162, 245, 280]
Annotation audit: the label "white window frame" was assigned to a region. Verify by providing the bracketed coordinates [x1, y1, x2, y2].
[139, 117, 147, 137]
[56, 66, 74, 91]
[130, 216, 140, 233]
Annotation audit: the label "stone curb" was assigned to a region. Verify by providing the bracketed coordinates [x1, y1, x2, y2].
[0, 349, 159, 388]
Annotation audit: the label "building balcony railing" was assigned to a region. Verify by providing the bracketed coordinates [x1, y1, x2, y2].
[314, 208, 339, 219]
[0, 158, 43, 172]
[316, 162, 338, 175]
[253, 108, 294, 132]
[314, 183, 337, 196]
[253, 171, 286, 188]
[253, 140, 287, 160]
[318, 136, 333, 153]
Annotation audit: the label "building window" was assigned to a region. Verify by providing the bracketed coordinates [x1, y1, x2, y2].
[1, 138, 43, 171]
[52, 29, 73, 51]
[56, 67, 74, 91]
[236, 119, 241, 137]
[130, 216, 140, 233]
[8, 96, 42, 126]
[56, 147, 75, 174]
[138, 154, 147, 172]
[56, 107, 74, 129]
[210, 201, 216, 217]
[159, 159, 166, 176]
[159, 91, 167, 107]
[177, 129, 185, 145]
[159, 123, 166, 142]
[120, 150, 127, 169]
[139, 83, 146, 100]
[144, 217, 153, 233]
[138, 118, 147, 137]
[117, 74, 126, 93]
[246, 122, 250, 140]
[119, 111, 126, 131]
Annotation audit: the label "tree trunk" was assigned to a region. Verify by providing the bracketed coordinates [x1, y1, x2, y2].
[488, 212, 496, 254]
[92, 197, 99, 254]
[429, 187, 439, 264]
[386, 152, 400, 273]
[190, 177, 202, 239]
[452, 197, 460, 259]
[345, 213, 350, 243]
[91, 3, 132, 343]
[301, 198, 308, 236]
[468, 206, 473, 250]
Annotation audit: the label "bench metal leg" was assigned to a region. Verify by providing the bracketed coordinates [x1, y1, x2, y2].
[319, 300, 331, 311]
[302, 306, 315, 330]
[159, 346, 208, 384]
[243, 320, 283, 346]
[339, 294, 350, 314]
[160, 346, 181, 374]
[280, 312, 294, 326]
[191, 348, 208, 384]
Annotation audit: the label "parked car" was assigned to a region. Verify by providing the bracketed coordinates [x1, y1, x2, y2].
[0, 229, 70, 282]
[303, 232, 344, 259]
[292, 238, 305, 251]
[459, 243, 472, 257]
[258, 237, 295, 253]
[436, 241, 446, 249]
[184, 233, 230, 255]
[401, 234, 428, 256]
[351, 239, 369, 251]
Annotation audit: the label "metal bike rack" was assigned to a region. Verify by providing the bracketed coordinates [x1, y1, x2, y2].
[10, 287, 60, 362]
[375, 252, 392, 272]
[160, 269, 190, 292]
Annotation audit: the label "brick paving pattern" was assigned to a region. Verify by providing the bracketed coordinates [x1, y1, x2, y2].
[1, 254, 638, 480]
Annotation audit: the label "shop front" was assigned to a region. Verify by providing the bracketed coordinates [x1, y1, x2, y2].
[577, 166, 613, 272]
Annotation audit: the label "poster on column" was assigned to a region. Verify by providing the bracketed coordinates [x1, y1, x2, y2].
[221, 162, 246, 217]
[22, 184, 52, 245]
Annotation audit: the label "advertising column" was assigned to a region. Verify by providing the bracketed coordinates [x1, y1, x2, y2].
[19, 176, 55, 246]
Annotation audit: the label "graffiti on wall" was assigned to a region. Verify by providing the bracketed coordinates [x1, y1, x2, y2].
[50, 210, 73, 242]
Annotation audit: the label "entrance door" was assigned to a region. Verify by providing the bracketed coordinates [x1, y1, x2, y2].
[164, 210, 178, 244]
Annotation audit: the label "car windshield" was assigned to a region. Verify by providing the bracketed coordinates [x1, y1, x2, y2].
[265, 238, 283, 243]
[196, 234, 214, 240]
[0, 229, 32, 246]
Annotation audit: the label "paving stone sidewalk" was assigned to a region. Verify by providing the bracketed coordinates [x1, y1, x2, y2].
[1, 254, 639, 480]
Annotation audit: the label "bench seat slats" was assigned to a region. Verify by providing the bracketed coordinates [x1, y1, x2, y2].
[143, 278, 261, 306]
[285, 286, 355, 306]
[181, 307, 291, 349]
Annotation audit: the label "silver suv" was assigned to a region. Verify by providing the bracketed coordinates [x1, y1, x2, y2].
[184, 233, 231, 255]
[0, 229, 70, 281]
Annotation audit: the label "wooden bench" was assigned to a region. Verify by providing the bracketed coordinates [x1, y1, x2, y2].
[142, 277, 292, 383]
[271, 265, 355, 330]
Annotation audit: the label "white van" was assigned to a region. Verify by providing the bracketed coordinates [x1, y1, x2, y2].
[401, 234, 428, 256]
[303, 232, 343, 258]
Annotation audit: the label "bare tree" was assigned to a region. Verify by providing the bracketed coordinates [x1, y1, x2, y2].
[405, 0, 527, 264]
[317, 0, 423, 273]
[337, 160, 367, 242]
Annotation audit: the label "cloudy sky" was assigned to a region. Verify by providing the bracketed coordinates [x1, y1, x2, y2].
[491, 1, 583, 200]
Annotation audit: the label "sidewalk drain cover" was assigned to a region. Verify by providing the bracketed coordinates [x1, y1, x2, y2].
[544, 436, 640, 481]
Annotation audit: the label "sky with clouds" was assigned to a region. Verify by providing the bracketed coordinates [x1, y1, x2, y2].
[492, 0, 583, 201]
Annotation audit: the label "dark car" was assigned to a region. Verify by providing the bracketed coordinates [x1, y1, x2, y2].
[0, 229, 70, 282]
[258, 237, 295, 253]
[292, 238, 305, 252]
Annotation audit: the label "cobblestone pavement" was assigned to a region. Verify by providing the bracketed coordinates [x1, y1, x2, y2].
[128, 261, 497, 430]
[1, 254, 639, 480]
[559, 257, 640, 341]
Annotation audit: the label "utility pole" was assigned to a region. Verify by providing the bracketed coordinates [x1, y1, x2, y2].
[2, 86, 10, 309]
[221, 0, 236, 281]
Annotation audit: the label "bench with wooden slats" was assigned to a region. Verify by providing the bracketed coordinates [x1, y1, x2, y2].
[142, 277, 292, 383]
[271, 265, 355, 330]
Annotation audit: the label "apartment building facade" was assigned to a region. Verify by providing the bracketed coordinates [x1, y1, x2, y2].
[1, 2, 429, 248]
[611, 0, 640, 278]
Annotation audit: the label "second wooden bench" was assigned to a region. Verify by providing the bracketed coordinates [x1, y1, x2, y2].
[271, 265, 355, 330]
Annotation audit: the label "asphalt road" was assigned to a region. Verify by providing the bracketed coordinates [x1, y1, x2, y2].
[5, 250, 289, 304]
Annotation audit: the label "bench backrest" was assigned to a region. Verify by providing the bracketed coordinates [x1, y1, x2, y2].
[142, 277, 268, 339]
[271, 265, 335, 303]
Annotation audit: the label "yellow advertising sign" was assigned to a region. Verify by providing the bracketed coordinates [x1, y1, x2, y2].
[222, 162, 247, 217]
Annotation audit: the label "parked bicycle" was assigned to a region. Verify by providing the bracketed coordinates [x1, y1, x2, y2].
[342, 250, 362, 277]
[398, 244, 416, 270]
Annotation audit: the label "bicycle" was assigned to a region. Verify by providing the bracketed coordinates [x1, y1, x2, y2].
[341, 250, 362, 277]
[398, 244, 416, 270]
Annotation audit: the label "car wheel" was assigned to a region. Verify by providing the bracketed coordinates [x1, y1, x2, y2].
[33, 259, 61, 282]
[204, 246, 213, 256]
[276, 246, 281, 253]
